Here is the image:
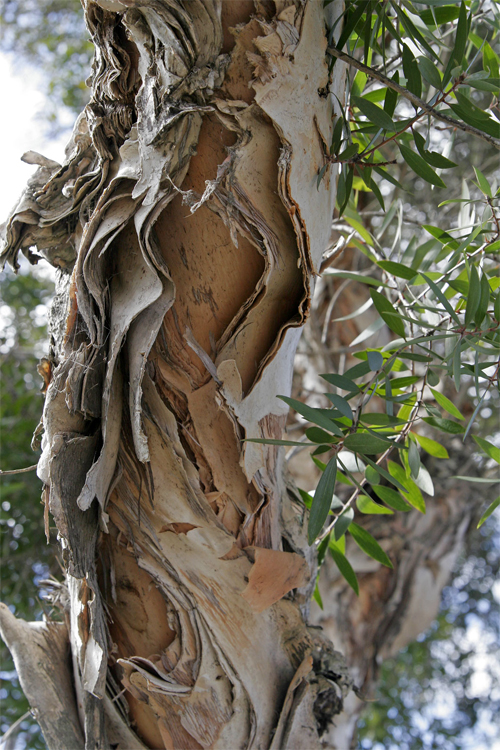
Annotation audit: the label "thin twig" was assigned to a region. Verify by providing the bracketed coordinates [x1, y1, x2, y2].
[0, 711, 32, 748]
[327, 47, 500, 150]
[0, 464, 38, 476]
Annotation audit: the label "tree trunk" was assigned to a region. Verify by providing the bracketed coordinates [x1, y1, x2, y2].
[0, 2, 352, 748]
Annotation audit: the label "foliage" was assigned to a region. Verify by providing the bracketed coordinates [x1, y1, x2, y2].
[0, 263, 56, 749]
[357, 517, 500, 749]
[0, 0, 92, 127]
[251, 0, 500, 595]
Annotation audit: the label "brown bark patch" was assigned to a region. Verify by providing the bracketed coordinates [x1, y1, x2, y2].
[242, 547, 310, 612]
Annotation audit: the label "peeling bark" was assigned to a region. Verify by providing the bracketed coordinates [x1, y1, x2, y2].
[1, 2, 351, 748]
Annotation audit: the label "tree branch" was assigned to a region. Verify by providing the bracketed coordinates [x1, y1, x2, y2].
[0, 464, 38, 476]
[327, 47, 500, 150]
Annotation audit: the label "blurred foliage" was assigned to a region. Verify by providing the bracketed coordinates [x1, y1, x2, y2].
[0, 263, 56, 749]
[0, 0, 92, 128]
[357, 517, 500, 749]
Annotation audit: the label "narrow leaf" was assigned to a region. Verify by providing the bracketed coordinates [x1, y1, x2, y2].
[429, 387, 464, 419]
[370, 290, 406, 337]
[334, 506, 354, 540]
[327, 393, 354, 421]
[387, 460, 426, 513]
[367, 350, 384, 371]
[477, 496, 500, 528]
[349, 522, 393, 568]
[305, 427, 336, 444]
[465, 264, 481, 327]
[418, 56, 442, 89]
[378, 260, 417, 280]
[408, 440, 421, 479]
[413, 432, 449, 458]
[421, 273, 461, 324]
[308, 456, 338, 545]
[472, 435, 500, 465]
[422, 416, 465, 434]
[344, 433, 394, 454]
[330, 547, 359, 594]
[352, 95, 397, 132]
[399, 145, 446, 188]
[372, 484, 411, 512]
[357, 496, 393, 515]
[320, 373, 360, 393]
[278, 396, 344, 436]
[475, 273, 490, 328]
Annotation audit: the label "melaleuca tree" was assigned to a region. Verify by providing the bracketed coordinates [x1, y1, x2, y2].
[0, 1, 499, 749]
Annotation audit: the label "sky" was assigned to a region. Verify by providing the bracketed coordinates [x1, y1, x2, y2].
[0, 54, 68, 225]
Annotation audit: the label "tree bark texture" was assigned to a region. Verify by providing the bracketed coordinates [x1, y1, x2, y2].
[1, 2, 352, 748]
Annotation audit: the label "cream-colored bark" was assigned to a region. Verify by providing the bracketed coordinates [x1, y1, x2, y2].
[1, 2, 352, 748]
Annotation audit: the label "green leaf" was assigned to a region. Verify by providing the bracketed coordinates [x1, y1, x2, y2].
[449, 103, 500, 139]
[365, 465, 381, 484]
[352, 95, 397, 132]
[313, 579, 323, 609]
[429, 387, 464, 419]
[357, 495, 393, 515]
[474, 167, 492, 198]
[472, 435, 500, 465]
[370, 290, 406, 338]
[417, 56, 442, 89]
[495, 292, 500, 322]
[387, 461, 426, 513]
[475, 273, 490, 328]
[413, 432, 449, 458]
[408, 440, 421, 479]
[320, 373, 360, 393]
[422, 416, 465, 434]
[384, 74, 399, 118]
[399, 144, 446, 188]
[278, 396, 344, 436]
[339, 166, 354, 217]
[421, 274, 461, 324]
[419, 6, 460, 27]
[377, 260, 417, 280]
[334, 506, 354, 540]
[344, 360, 372, 379]
[298, 489, 313, 508]
[343, 433, 394, 454]
[330, 547, 359, 594]
[477, 496, 500, 528]
[327, 394, 353, 421]
[403, 44, 422, 98]
[483, 42, 500, 80]
[331, 116, 344, 155]
[464, 264, 481, 327]
[454, 476, 500, 484]
[322, 269, 386, 287]
[349, 522, 393, 568]
[413, 131, 457, 169]
[467, 77, 500, 92]
[442, 0, 468, 86]
[306, 427, 337, 444]
[372, 484, 411, 512]
[363, 456, 409, 493]
[367, 350, 384, 371]
[308, 456, 338, 545]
